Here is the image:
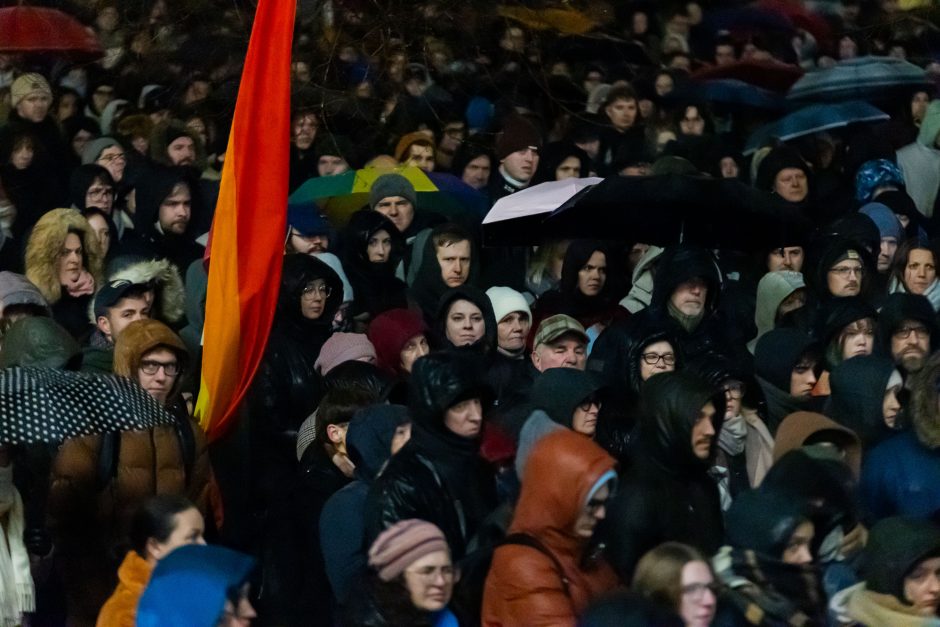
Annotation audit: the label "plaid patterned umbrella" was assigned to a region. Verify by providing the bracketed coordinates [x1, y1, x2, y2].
[0, 367, 175, 444]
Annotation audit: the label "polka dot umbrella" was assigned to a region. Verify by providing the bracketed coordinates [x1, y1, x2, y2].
[0, 367, 176, 445]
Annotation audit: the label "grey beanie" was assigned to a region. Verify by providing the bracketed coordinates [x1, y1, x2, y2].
[369, 173, 417, 210]
[82, 137, 121, 164]
[0, 272, 49, 314]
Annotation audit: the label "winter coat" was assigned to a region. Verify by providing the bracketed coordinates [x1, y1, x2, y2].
[47, 320, 212, 624]
[861, 352, 940, 520]
[342, 210, 408, 322]
[321, 405, 410, 604]
[95, 550, 152, 627]
[828, 356, 901, 450]
[897, 100, 940, 218]
[600, 371, 725, 580]
[119, 167, 204, 273]
[482, 430, 619, 627]
[365, 353, 496, 559]
[615, 245, 746, 365]
[754, 328, 823, 434]
[773, 412, 862, 480]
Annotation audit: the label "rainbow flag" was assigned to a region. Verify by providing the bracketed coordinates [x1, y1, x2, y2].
[195, 0, 295, 441]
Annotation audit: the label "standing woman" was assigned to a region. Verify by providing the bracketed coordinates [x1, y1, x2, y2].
[344, 519, 459, 627]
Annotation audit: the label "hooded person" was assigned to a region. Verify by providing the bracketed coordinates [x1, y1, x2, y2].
[801, 236, 876, 311]
[877, 292, 939, 378]
[531, 141, 592, 184]
[341, 209, 408, 325]
[120, 166, 204, 273]
[828, 355, 905, 451]
[600, 371, 726, 581]
[365, 352, 497, 560]
[24, 208, 104, 340]
[241, 254, 342, 622]
[815, 296, 877, 377]
[406, 222, 480, 321]
[533, 240, 623, 335]
[897, 100, 940, 218]
[433, 285, 497, 356]
[367, 308, 430, 379]
[747, 270, 806, 353]
[830, 517, 940, 626]
[878, 189, 929, 243]
[756, 144, 812, 209]
[860, 201, 904, 286]
[754, 328, 824, 433]
[619, 245, 664, 314]
[47, 319, 212, 625]
[772, 412, 863, 482]
[855, 158, 906, 205]
[320, 405, 411, 604]
[314, 251, 354, 331]
[529, 368, 606, 439]
[862, 351, 940, 520]
[69, 164, 117, 219]
[482, 430, 619, 626]
[0, 271, 50, 322]
[0, 316, 80, 369]
[713, 488, 827, 626]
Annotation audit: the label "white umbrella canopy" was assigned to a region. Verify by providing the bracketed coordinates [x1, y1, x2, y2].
[482, 177, 603, 245]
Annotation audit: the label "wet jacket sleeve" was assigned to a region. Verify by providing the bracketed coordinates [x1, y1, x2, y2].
[482, 547, 576, 627]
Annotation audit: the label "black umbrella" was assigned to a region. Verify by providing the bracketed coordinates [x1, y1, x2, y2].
[0, 368, 176, 445]
[537, 174, 811, 252]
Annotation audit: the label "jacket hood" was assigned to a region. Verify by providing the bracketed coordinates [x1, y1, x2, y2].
[24, 208, 105, 305]
[755, 144, 810, 193]
[649, 245, 722, 314]
[917, 100, 940, 148]
[877, 293, 939, 356]
[864, 517, 940, 600]
[532, 368, 604, 428]
[510, 429, 616, 554]
[755, 328, 819, 392]
[87, 257, 185, 324]
[557, 240, 621, 315]
[342, 209, 404, 276]
[0, 316, 80, 369]
[752, 271, 805, 348]
[772, 411, 862, 479]
[803, 235, 875, 302]
[148, 120, 207, 170]
[277, 253, 343, 333]
[726, 488, 809, 559]
[514, 410, 566, 479]
[622, 317, 683, 394]
[408, 227, 480, 318]
[113, 319, 188, 397]
[638, 370, 725, 472]
[909, 352, 940, 449]
[409, 352, 491, 431]
[859, 202, 904, 242]
[532, 141, 591, 185]
[345, 404, 410, 481]
[817, 296, 877, 368]
[133, 166, 202, 240]
[828, 356, 898, 449]
[433, 285, 497, 353]
[0, 272, 49, 315]
[69, 164, 114, 212]
[314, 252, 354, 303]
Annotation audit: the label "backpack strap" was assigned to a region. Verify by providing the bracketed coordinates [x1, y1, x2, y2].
[172, 413, 196, 487]
[501, 533, 571, 597]
[95, 431, 120, 491]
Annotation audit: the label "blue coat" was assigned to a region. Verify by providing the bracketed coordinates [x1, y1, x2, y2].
[860, 430, 940, 521]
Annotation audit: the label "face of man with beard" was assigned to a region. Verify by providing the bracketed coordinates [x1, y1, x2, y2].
[158, 183, 192, 235]
[891, 319, 931, 373]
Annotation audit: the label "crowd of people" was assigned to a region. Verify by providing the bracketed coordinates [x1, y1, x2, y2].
[2, 0, 940, 625]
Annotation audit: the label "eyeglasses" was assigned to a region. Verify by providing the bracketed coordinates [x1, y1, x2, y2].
[87, 186, 114, 199]
[722, 381, 745, 399]
[301, 282, 331, 299]
[578, 396, 602, 411]
[406, 565, 456, 582]
[139, 360, 180, 376]
[828, 265, 864, 278]
[894, 325, 929, 340]
[681, 581, 720, 600]
[98, 152, 126, 164]
[640, 352, 676, 366]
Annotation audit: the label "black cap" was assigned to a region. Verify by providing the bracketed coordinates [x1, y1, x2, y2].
[93, 280, 151, 318]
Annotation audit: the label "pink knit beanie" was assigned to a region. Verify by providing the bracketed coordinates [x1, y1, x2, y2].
[368, 519, 450, 582]
[314, 332, 376, 375]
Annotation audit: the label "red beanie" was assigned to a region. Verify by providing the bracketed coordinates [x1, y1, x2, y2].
[367, 308, 428, 375]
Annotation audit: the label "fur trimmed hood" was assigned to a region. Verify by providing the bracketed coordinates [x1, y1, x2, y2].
[24, 208, 104, 305]
[87, 257, 185, 324]
[910, 352, 940, 449]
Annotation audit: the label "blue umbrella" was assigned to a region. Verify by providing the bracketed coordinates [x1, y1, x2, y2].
[744, 101, 889, 155]
[788, 56, 929, 102]
[695, 79, 788, 111]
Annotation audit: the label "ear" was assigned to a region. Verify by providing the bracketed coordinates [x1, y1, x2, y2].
[145, 537, 163, 562]
[326, 423, 344, 445]
[96, 315, 112, 340]
[530, 348, 540, 369]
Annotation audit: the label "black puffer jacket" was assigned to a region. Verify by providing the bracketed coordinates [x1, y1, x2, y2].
[365, 352, 496, 559]
[342, 210, 408, 321]
[600, 371, 726, 580]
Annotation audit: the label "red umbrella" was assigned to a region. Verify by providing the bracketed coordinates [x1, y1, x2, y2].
[757, 0, 833, 52]
[0, 5, 103, 60]
[692, 59, 805, 93]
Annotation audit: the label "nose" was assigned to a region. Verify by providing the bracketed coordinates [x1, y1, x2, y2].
[701, 588, 717, 608]
[806, 371, 818, 385]
[417, 343, 429, 357]
[701, 419, 715, 437]
[796, 545, 812, 564]
[593, 504, 606, 520]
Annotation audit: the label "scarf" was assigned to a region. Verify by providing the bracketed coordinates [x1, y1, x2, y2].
[0, 466, 34, 627]
[719, 414, 748, 457]
[890, 276, 940, 312]
[0, 201, 13, 241]
[667, 301, 704, 333]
